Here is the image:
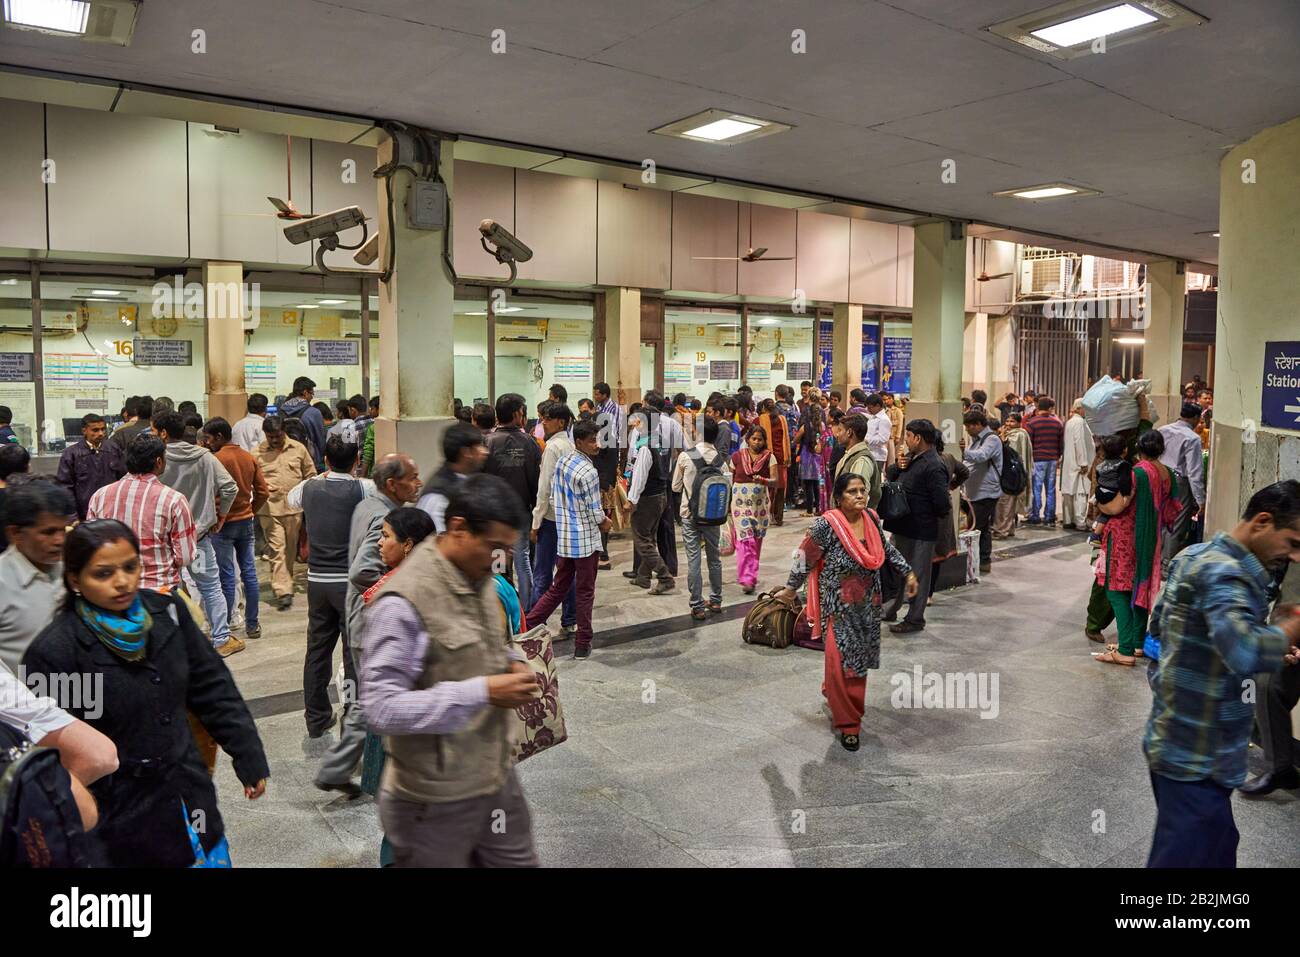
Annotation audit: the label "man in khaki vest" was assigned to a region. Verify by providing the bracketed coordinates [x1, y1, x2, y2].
[362, 472, 540, 866]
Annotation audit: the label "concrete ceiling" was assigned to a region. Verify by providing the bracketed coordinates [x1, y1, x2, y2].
[3, 0, 1299, 265]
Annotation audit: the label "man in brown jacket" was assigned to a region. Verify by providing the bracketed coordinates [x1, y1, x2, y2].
[203, 417, 270, 644]
[254, 414, 315, 610]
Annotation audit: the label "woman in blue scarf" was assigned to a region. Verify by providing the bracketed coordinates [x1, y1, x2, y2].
[22, 520, 270, 867]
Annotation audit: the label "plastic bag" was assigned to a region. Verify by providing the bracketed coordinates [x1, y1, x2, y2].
[1082, 375, 1152, 435]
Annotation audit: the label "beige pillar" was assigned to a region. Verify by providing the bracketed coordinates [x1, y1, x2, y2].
[604, 287, 641, 408]
[374, 134, 455, 480]
[1205, 114, 1300, 546]
[990, 314, 1015, 401]
[910, 220, 966, 441]
[831, 302, 862, 401]
[203, 260, 247, 424]
[1144, 259, 1186, 424]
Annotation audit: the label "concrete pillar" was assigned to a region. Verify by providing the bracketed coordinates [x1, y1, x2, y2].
[831, 302, 862, 401]
[202, 260, 247, 425]
[1144, 259, 1186, 424]
[373, 135, 455, 480]
[966, 311, 990, 395]
[990, 314, 1015, 401]
[1205, 114, 1300, 540]
[604, 286, 641, 409]
[910, 220, 966, 440]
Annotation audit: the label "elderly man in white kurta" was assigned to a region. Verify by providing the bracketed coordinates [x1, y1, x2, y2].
[1060, 399, 1094, 530]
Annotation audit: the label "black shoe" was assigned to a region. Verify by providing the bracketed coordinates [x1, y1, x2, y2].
[622, 571, 638, 580]
[1239, 768, 1300, 797]
[881, 613, 898, 623]
[839, 733, 860, 752]
[573, 645, 591, 660]
[307, 713, 336, 738]
[314, 779, 362, 798]
[890, 621, 925, 634]
[275, 595, 293, 611]
[630, 578, 650, 589]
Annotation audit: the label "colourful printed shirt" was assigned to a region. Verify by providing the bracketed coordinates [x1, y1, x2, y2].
[552, 450, 604, 559]
[1143, 533, 1290, 787]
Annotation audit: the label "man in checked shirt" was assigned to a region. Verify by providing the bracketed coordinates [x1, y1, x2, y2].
[1144, 480, 1300, 868]
[362, 472, 541, 867]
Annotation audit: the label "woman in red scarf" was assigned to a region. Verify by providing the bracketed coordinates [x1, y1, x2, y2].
[776, 472, 916, 750]
[1094, 429, 1180, 666]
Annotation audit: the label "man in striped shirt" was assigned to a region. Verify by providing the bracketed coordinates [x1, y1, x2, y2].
[526, 418, 609, 660]
[1023, 396, 1064, 526]
[87, 433, 196, 592]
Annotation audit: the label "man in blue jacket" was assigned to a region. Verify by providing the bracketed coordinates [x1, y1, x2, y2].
[280, 376, 327, 471]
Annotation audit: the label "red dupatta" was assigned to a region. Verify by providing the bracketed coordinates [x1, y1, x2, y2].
[804, 508, 886, 640]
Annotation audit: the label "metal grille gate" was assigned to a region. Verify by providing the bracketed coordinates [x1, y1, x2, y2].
[1015, 309, 1089, 406]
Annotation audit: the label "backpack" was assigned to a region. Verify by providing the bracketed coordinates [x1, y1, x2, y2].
[687, 450, 731, 526]
[282, 402, 320, 460]
[981, 433, 1027, 496]
[741, 589, 798, 649]
[0, 722, 95, 867]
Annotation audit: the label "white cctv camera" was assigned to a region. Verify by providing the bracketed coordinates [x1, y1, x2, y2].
[353, 233, 379, 266]
[479, 219, 533, 282]
[283, 206, 367, 246]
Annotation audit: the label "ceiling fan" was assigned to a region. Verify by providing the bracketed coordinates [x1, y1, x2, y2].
[693, 216, 793, 263]
[974, 240, 1012, 281]
[225, 136, 332, 221]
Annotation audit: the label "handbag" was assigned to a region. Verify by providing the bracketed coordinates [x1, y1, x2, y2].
[509, 624, 568, 762]
[877, 480, 911, 522]
[741, 589, 798, 649]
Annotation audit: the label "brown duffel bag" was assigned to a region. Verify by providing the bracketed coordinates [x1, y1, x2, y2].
[742, 589, 798, 649]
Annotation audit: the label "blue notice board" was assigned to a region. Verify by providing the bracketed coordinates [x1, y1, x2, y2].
[817, 320, 833, 392]
[1262, 341, 1300, 431]
[882, 336, 912, 396]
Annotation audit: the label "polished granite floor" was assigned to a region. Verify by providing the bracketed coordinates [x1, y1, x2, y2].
[212, 516, 1300, 868]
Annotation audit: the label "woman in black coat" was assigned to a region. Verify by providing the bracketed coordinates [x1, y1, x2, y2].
[22, 520, 269, 867]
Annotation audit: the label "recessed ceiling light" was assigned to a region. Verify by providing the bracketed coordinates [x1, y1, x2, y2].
[3, 0, 90, 34]
[1030, 4, 1156, 47]
[85, 297, 111, 302]
[1212, 232, 1220, 238]
[993, 182, 1101, 200]
[90, 289, 122, 296]
[1116, 336, 1145, 345]
[296, 304, 318, 309]
[987, 1, 1206, 60]
[317, 299, 347, 305]
[0, 279, 18, 285]
[652, 109, 792, 146]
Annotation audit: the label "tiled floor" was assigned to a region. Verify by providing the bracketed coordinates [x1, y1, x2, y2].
[212, 517, 1300, 867]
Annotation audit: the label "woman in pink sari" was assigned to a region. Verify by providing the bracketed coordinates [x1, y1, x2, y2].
[730, 426, 777, 594]
[776, 472, 916, 750]
[1094, 429, 1181, 666]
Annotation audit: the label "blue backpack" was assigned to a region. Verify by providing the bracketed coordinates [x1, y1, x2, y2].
[687, 450, 731, 526]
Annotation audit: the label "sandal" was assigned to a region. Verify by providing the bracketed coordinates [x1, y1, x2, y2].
[690, 608, 708, 621]
[839, 733, 860, 752]
[1093, 649, 1136, 667]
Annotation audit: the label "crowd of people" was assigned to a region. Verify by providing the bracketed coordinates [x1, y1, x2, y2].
[0, 365, 1295, 870]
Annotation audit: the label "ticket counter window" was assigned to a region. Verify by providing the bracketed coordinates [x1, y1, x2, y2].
[664, 308, 742, 403]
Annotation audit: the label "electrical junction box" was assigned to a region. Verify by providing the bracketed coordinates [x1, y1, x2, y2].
[407, 180, 447, 230]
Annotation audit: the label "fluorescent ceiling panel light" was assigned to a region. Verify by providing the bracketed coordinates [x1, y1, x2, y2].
[652, 109, 792, 146]
[986, 0, 1206, 60]
[90, 289, 122, 296]
[1030, 4, 1156, 46]
[3, 0, 90, 34]
[1116, 336, 1144, 344]
[296, 304, 318, 309]
[993, 182, 1101, 200]
[1, 279, 20, 285]
[317, 298, 347, 305]
[682, 118, 761, 141]
[85, 297, 111, 301]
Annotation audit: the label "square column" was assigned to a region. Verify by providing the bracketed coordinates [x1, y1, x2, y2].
[374, 135, 455, 479]
[1143, 259, 1186, 424]
[604, 287, 641, 408]
[203, 260, 247, 424]
[909, 221, 966, 439]
[831, 302, 862, 400]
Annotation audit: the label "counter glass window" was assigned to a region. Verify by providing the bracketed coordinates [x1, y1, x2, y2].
[663, 306, 742, 406]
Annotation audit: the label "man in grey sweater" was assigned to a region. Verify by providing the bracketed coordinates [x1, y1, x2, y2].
[315, 453, 421, 794]
[962, 409, 1004, 577]
[154, 410, 239, 653]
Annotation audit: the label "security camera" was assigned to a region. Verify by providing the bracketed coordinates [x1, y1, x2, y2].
[353, 233, 379, 266]
[479, 219, 533, 283]
[283, 206, 369, 274]
[283, 206, 367, 246]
